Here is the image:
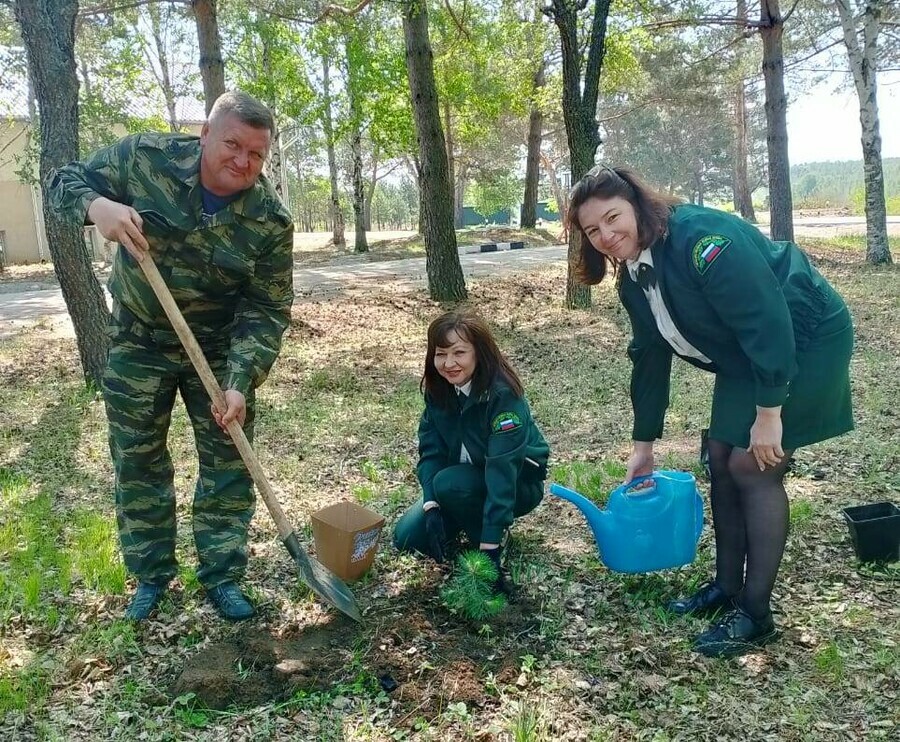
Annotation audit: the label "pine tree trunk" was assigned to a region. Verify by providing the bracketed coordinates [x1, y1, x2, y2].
[350, 124, 368, 253]
[732, 0, 756, 222]
[732, 79, 757, 221]
[191, 0, 225, 114]
[411, 157, 426, 235]
[521, 62, 545, 228]
[402, 1, 466, 302]
[14, 0, 110, 387]
[365, 149, 378, 232]
[322, 56, 345, 247]
[760, 0, 793, 242]
[444, 98, 462, 228]
[454, 162, 467, 229]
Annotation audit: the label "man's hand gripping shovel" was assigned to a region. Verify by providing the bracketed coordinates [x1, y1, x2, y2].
[137, 255, 362, 622]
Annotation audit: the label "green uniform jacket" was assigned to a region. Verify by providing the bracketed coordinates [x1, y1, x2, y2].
[417, 380, 550, 544]
[621, 204, 843, 442]
[47, 133, 295, 395]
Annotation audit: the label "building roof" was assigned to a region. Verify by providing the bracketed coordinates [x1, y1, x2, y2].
[0, 76, 207, 124]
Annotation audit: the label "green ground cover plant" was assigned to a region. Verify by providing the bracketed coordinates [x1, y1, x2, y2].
[0, 239, 897, 740]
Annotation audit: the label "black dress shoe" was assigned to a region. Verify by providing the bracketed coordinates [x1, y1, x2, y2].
[124, 582, 167, 621]
[207, 582, 255, 621]
[693, 607, 778, 658]
[668, 581, 734, 617]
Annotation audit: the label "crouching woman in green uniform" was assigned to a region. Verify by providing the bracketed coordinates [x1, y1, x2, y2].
[393, 311, 550, 590]
[567, 165, 854, 658]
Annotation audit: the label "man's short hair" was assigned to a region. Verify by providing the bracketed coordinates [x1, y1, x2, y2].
[208, 91, 276, 136]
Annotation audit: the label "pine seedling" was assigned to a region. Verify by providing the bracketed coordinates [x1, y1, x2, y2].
[440, 550, 507, 620]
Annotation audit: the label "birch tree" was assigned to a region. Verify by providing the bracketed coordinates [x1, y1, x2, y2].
[835, 0, 893, 264]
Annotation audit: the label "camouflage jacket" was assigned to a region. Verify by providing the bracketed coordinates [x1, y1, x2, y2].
[47, 132, 294, 394]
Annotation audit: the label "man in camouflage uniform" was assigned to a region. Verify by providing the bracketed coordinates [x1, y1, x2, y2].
[47, 91, 294, 622]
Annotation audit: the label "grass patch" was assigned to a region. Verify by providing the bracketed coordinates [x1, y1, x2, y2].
[0, 243, 898, 739]
[0, 480, 72, 623]
[70, 511, 126, 595]
[0, 665, 52, 715]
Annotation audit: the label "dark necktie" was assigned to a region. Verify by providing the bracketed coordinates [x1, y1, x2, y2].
[637, 263, 657, 291]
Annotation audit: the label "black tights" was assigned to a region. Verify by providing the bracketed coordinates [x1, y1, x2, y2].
[706, 439, 793, 619]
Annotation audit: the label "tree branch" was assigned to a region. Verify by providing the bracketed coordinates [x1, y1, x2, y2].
[643, 15, 761, 31]
[316, 0, 374, 22]
[443, 0, 472, 41]
[597, 96, 670, 124]
[582, 0, 612, 113]
[781, 0, 804, 25]
[80, 0, 187, 16]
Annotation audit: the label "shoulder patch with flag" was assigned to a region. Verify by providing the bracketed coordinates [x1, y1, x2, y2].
[491, 411, 522, 433]
[691, 234, 732, 275]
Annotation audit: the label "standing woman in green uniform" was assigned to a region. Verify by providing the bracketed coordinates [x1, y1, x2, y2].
[393, 311, 550, 590]
[567, 165, 854, 658]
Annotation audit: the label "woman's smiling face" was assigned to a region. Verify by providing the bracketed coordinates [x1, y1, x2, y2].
[433, 329, 477, 387]
[577, 195, 642, 262]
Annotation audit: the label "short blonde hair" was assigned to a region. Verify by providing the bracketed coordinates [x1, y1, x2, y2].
[208, 91, 275, 136]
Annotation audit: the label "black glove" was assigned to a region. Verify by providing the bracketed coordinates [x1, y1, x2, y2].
[481, 546, 515, 599]
[424, 507, 447, 563]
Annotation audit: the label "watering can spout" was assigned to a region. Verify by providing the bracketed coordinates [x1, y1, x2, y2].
[549, 483, 613, 543]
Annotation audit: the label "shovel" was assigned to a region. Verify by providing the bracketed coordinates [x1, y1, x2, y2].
[137, 255, 362, 622]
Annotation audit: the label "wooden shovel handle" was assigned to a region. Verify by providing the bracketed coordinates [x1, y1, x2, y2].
[138, 256, 294, 540]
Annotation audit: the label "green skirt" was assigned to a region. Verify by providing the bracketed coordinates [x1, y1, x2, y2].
[709, 305, 854, 451]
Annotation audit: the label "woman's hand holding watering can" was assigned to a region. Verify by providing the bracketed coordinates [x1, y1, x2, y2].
[626, 441, 655, 484]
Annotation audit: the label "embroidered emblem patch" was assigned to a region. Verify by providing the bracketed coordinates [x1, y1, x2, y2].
[691, 234, 732, 275]
[491, 412, 522, 433]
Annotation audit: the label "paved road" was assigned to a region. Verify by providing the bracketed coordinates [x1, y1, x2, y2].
[1, 215, 897, 339]
[0, 245, 567, 338]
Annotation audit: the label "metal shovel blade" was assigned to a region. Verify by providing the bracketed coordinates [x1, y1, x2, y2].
[283, 532, 362, 622]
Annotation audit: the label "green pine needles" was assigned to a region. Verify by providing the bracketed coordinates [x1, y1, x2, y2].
[440, 550, 507, 620]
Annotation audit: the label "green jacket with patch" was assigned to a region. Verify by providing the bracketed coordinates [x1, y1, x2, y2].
[47, 132, 295, 395]
[417, 379, 550, 544]
[620, 203, 845, 441]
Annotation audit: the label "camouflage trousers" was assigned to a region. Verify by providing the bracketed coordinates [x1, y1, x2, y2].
[102, 310, 256, 589]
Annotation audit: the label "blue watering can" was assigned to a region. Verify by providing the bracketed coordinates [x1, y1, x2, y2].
[549, 470, 704, 574]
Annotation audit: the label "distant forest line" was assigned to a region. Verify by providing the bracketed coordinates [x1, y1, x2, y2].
[791, 158, 900, 213]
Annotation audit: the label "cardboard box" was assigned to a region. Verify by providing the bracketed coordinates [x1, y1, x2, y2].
[311, 501, 385, 581]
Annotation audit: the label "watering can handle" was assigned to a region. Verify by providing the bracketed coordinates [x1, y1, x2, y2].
[622, 474, 655, 495]
[694, 490, 704, 538]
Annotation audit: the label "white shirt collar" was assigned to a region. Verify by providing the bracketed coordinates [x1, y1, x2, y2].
[455, 380, 473, 397]
[626, 247, 654, 281]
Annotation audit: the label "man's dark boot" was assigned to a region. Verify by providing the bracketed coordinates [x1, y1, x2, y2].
[125, 582, 167, 621]
[207, 582, 255, 621]
[668, 581, 734, 618]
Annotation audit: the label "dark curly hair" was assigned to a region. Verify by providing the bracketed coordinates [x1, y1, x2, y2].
[566, 165, 680, 284]
[421, 311, 523, 408]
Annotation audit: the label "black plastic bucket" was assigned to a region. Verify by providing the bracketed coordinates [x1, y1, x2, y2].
[841, 502, 900, 563]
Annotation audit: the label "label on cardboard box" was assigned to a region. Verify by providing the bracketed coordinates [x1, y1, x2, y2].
[351, 527, 381, 562]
